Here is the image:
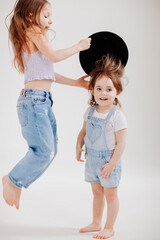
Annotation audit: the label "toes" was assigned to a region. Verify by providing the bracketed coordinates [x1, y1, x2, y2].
[14, 189, 21, 210]
[15, 204, 19, 210]
[80, 230, 87, 233]
[5, 199, 13, 207]
[93, 234, 103, 239]
[14, 200, 20, 210]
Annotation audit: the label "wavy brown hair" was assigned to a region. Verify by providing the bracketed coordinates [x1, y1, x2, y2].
[6, 0, 49, 73]
[88, 55, 125, 107]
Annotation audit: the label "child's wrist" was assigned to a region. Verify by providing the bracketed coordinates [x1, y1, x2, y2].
[109, 160, 117, 168]
[76, 143, 83, 150]
[75, 43, 81, 52]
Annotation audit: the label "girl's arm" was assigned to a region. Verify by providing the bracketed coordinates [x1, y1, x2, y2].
[101, 128, 127, 179]
[28, 27, 91, 63]
[109, 129, 127, 167]
[55, 73, 89, 89]
[76, 121, 86, 162]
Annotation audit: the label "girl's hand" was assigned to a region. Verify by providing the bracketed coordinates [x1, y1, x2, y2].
[76, 148, 85, 162]
[74, 75, 89, 89]
[100, 162, 115, 179]
[78, 38, 91, 51]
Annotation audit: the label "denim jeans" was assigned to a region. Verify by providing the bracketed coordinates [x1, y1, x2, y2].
[8, 89, 57, 188]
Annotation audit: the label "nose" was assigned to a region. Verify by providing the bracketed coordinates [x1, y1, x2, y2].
[49, 19, 53, 25]
[102, 90, 107, 95]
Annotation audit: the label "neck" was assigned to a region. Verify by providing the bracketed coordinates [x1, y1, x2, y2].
[96, 104, 114, 113]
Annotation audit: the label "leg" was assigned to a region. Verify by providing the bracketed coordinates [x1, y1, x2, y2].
[93, 187, 118, 239]
[80, 182, 105, 233]
[2, 98, 57, 209]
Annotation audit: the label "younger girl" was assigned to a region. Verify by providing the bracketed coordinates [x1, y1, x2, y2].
[76, 55, 127, 239]
[3, 0, 91, 210]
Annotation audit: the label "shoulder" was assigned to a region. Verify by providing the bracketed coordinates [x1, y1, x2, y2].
[111, 108, 127, 131]
[26, 26, 41, 35]
[26, 26, 46, 41]
[114, 108, 126, 120]
[83, 106, 92, 121]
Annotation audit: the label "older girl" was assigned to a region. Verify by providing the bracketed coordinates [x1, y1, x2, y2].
[3, 0, 91, 210]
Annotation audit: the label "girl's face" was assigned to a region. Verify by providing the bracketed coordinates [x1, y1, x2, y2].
[93, 76, 117, 108]
[39, 3, 52, 30]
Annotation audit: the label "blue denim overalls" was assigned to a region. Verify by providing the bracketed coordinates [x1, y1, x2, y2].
[8, 89, 58, 188]
[84, 105, 121, 188]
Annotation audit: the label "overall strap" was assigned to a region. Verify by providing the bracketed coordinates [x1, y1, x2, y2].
[105, 106, 118, 121]
[87, 105, 97, 119]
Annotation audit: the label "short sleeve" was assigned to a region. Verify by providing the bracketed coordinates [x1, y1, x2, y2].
[113, 110, 127, 132]
[83, 107, 91, 121]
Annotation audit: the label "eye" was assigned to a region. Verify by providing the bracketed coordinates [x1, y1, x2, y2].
[96, 87, 102, 91]
[107, 88, 112, 92]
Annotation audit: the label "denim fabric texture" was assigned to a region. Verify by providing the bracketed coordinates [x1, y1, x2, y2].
[8, 89, 57, 188]
[84, 105, 121, 188]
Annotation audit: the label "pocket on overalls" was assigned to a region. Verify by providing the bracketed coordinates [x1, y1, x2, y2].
[103, 153, 112, 164]
[87, 122, 102, 144]
[17, 103, 28, 127]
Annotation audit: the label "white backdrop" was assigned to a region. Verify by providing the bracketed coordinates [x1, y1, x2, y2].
[0, 0, 160, 239]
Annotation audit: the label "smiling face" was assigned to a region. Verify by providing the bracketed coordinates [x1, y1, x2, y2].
[93, 76, 117, 110]
[39, 3, 52, 30]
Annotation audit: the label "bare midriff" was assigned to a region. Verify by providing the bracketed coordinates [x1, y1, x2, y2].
[24, 79, 53, 92]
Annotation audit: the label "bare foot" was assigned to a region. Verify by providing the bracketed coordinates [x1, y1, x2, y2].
[93, 228, 114, 239]
[79, 223, 102, 233]
[2, 175, 22, 210]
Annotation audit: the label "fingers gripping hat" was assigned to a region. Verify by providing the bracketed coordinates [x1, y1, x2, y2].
[79, 31, 129, 75]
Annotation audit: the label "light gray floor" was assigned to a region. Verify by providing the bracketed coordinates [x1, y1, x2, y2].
[0, 173, 160, 240]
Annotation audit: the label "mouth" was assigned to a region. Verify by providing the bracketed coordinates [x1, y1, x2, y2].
[99, 97, 108, 101]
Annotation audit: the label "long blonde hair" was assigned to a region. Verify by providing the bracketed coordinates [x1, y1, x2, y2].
[89, 55, 125, 107]
[6, 0, 49, 73]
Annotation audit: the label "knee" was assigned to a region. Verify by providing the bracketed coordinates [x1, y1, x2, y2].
[105, 189, 118, 202]
[38, 145, 56, 161]
[92, 187, 104, 199]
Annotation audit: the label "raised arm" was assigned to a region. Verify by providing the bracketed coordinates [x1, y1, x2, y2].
[76, 121, 86, 162]
[29, 28, 91, 63]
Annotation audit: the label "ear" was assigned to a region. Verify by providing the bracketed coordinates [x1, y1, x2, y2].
[28, 13, 33, 22]
[91, 89, 94, 96]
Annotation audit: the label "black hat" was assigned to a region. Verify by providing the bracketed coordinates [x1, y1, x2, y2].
[79, 31, 129, 75]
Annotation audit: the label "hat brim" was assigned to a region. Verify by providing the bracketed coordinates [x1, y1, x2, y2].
[79, 31, 129, 75]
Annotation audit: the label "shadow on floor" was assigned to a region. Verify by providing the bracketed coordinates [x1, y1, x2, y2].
[0, 226, 83, 237]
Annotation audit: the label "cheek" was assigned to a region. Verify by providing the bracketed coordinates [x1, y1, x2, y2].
[94, 92, 100, 100]
[41, 18, 45, 24]
[107, 93, 116, 99]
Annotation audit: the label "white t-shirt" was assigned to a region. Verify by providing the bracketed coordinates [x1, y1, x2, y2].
[83, 106, 127, 150]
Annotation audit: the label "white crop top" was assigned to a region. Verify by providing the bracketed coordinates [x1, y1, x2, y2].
[23, 50, 55, 83]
